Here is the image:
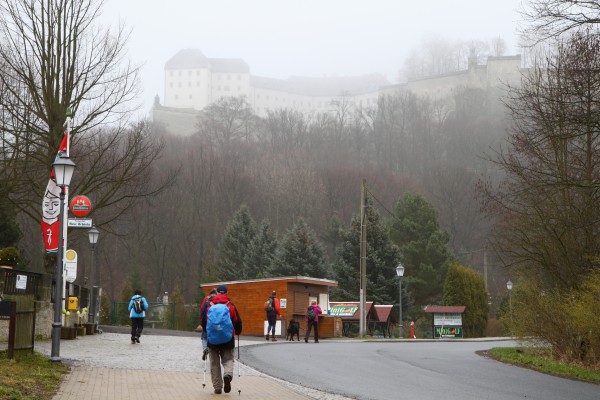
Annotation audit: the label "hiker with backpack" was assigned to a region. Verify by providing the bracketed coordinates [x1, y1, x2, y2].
[128, 289, 149, 344]
[201, 285, 242, 395]
[304, 300, 322, 343]
[264, 290, 280, 341]
[199, 287, 217, 360]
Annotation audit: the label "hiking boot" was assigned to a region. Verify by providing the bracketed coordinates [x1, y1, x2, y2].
[224, 375, 232, 393]
[265, 335, 269, 341]
[304, 338, 308, 343]
[131, 336, 136, 344]
[202, 348, 208, 361]
[135, 336, 140, 343]
[214, 388, 222, 394]
[271, 336, 277, 342]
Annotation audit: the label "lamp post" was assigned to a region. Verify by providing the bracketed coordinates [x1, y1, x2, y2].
[50, 156, 76, 362]
[506, 280, 513, 322]
[396, 263, 405, 338]
[87, 226, 99, 326]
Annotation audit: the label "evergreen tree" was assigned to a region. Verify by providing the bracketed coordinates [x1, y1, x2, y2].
[389, 193, 451, 306]
[443, 262, 488, 338]
[245, 219, 278, 279]
[216, 205, 257, 280]
[0, 201, 21, 248]
[118, 279, 134, 325]
[331, 199, 402, 305]
[269, 217, 327, 278]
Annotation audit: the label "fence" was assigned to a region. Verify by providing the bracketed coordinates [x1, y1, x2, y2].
[109, 302, 200, 331]
[1, 269, 40, 357]
[3, 269, 41, 299]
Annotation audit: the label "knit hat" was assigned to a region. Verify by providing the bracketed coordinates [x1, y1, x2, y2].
[217, 285, 228, 294]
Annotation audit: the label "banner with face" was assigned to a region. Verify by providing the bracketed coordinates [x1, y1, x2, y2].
[41, 133, 69, 253]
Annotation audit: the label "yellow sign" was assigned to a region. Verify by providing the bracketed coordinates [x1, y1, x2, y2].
[67, 296, 78, 310]
[65, 249, 77, 261]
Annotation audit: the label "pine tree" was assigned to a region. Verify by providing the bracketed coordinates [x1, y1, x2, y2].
[269, 217, 327, 278]
[331, 199, 402, 305]
[216, 205, 257, 280]
[245, 219, 278, 279]
[443, 262, 488, 338]
[389, 193, 450, 306]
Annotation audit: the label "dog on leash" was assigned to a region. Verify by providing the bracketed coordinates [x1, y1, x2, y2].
[286, 319, 300, 341]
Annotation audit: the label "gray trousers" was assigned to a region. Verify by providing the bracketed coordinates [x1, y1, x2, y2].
[209, 347, 235, 390]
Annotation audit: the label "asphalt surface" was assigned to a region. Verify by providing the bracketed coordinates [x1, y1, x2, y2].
[240, 339, 600, 400]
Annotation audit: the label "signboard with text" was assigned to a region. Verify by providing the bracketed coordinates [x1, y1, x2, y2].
[434, 325, 463, 338]
[329, 304, 359, 317]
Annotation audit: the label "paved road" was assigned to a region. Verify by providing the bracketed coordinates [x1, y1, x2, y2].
[33, 327, 352, 400]
[240, 339, 600, 400]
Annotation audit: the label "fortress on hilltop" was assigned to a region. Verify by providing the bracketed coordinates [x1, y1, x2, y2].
[153, 49, 523, 136]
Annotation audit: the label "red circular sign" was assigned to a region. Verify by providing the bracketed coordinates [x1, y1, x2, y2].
[69, 195, 92, 217]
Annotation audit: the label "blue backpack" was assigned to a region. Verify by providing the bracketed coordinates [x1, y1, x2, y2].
[207, 302, 233, 345]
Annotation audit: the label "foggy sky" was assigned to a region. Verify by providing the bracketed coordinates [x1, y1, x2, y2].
[100, 0, 525, 115]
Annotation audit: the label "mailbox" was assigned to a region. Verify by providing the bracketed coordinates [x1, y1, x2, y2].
[67, 296, 78, 310]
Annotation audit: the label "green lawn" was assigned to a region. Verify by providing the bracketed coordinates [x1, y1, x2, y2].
[0, 350, 68, 400]
[488, 347, 600, 384]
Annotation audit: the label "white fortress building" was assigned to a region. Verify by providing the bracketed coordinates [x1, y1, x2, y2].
[153, 49, 523, 135]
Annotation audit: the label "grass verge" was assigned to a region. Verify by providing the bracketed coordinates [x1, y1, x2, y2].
[0, 350, 69, 400]
[487, 347, 600, 385]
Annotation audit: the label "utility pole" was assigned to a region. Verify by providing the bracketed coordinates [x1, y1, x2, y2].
[359, 179, 367, 337]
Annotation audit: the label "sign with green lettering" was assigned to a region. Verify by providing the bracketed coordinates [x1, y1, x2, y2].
[434, 325, 463, 338]
[329, 304, 359, 317]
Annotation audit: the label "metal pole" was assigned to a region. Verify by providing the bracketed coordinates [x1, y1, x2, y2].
[88, 245, 95, 324]
[398, 277, 403, 338]
[509, 290, 512, 322]
[51, 186, 66, 361]
[359, 179, 367, 337]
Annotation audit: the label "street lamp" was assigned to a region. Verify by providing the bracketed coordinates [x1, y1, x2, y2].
[506, 280, 513, 321]
[396, 263, 405, 338]
[51, 156, 76, 362]
[87, 226, 99, 327]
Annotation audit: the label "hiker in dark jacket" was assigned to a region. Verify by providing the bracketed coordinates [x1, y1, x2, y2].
[264, 290, 280, 341]
[128, 289, 149, 344]
[304, 300, 322, 343]
[200, 285, 242, 395]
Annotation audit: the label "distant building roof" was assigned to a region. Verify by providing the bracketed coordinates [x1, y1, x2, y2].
[209, 58, 250, 73]
[373, 305, 394, 322]
[424, 305, 466, 313]
[165, 49, 210, 69]
[165, 49, 250, 73]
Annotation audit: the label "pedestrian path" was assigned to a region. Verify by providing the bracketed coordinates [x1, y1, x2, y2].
[33, 331, 314, 400]
[55, 368, 310, 399]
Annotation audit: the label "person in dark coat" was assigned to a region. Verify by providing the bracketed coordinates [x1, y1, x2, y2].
[264, 290, 280, 341]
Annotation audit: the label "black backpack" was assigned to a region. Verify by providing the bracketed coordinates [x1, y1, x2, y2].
[133, 297, 144, 313]
[307, 305, 316, 321]
[265, 297, 275, 313]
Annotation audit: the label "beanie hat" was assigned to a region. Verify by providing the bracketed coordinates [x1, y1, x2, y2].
[217, 285, 228, 294]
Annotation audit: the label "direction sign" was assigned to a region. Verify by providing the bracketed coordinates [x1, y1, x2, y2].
[67, 218, 92, 228]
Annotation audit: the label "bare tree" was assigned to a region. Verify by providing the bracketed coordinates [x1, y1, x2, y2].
[522, 0, 600, 41]
[483, 30, 600, 290]
[0, 0, 171, 272]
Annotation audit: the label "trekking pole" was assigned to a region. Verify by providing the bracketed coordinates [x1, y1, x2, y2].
[202, 352, 207, 389]
[237, 334, 241, 395]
